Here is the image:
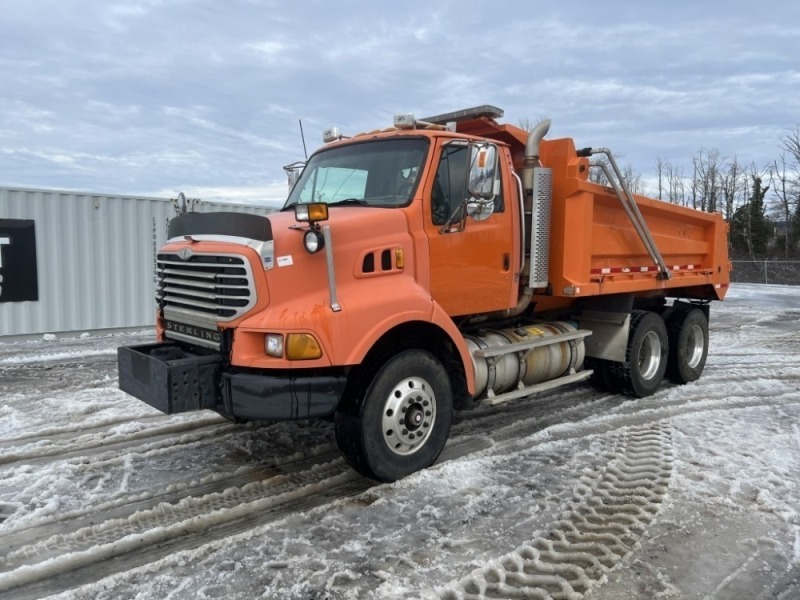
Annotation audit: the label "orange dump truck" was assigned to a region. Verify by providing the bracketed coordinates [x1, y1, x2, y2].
[118, 105, 729, 481]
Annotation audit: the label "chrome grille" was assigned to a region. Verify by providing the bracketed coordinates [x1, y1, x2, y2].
[156, 252, 255, 321]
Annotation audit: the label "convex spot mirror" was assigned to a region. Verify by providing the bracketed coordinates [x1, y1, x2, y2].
[466, 200, 494, 222]
[467, 143, 498, 200]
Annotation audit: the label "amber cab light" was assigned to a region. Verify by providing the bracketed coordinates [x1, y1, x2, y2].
[294, 203, 329, 223]
[286, 333, 323, 360]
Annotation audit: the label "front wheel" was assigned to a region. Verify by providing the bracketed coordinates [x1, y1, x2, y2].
[334, 350, 453, 482]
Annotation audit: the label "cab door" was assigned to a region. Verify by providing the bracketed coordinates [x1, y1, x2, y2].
[424, 141, 518, 317]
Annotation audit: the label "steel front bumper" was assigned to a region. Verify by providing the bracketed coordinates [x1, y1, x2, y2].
[118, 343, 346, 420]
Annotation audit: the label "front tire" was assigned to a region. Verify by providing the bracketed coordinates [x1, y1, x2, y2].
[334, 350, 453, 482]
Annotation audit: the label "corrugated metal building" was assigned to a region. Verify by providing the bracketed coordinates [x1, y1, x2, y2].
[0, 186, 275, 338]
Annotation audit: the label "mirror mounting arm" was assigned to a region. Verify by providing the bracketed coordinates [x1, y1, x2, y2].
[439, 201, 468, 234]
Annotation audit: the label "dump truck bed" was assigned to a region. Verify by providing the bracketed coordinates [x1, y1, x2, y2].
[540, 137, 730, 302]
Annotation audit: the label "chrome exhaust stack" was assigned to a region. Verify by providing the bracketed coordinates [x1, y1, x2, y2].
[522, 119, 551, 191]
[521, 119, 552, 290]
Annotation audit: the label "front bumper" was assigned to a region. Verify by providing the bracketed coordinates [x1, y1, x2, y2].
[118, 342, 346, 420]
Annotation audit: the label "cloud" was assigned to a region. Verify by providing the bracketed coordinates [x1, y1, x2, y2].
[246, 40, 289, 59]
[151, 183, 288, 207]
[1, 0, 798, 201]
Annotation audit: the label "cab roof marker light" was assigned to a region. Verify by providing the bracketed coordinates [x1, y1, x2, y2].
[322, 127, 342, 143]
[394, 113, 416, 130]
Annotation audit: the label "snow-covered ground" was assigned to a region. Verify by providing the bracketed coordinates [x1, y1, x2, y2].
[0, 283, 798, 599]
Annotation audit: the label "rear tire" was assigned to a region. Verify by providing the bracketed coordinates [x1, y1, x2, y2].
[334, 350, 453, 482]
[585, 357, 621, 393]
[609, 310, 668, 398]
[666, 308, 709, 384]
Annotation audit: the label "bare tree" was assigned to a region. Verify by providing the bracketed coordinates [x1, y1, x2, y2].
[692, 148, 723, 213]
[586, 156, 645, 195]
[769, 153, 797, 258]
[782, 126, 800, 164]
[689, 160, 699, 210]
[665, 161, 686, 206]
[656, 156, 666, 201]
[621, 164, 646, 195]
[720, 156, 744, 222]
[517, 117, 550, 133]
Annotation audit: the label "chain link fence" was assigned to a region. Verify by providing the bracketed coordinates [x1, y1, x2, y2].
[731, 261, 800, 285]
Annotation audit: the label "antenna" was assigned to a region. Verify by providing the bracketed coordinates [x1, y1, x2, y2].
[299, 119, 308, 160]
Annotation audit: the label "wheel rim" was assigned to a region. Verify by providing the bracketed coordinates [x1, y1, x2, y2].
[686, 323, 705, 369]
[638, 331, 662, 381]
[381, 376, 436, 456]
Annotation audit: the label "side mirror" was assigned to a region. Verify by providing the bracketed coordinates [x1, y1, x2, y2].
[283, 161, 306, 192]
[466, 200, 494, 222]
[467, 143, 498, 200]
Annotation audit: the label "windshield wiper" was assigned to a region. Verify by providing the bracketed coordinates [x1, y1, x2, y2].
[327, 198, 370, 207]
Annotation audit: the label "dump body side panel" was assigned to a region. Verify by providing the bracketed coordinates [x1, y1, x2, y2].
[540, 138, 729, 302]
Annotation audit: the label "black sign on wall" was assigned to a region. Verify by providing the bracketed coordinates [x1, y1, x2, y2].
[0, 219, 39, 303]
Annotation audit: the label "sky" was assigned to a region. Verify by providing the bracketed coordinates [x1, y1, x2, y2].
[1, 0, 799, 208]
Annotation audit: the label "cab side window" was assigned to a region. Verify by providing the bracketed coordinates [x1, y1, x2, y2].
[431, 144, 504, 226]
[432, 145, 468, 225]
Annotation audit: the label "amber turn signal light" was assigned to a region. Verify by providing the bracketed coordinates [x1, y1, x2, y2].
[286, 333, 323, 360]
[294, 203, 329, 224]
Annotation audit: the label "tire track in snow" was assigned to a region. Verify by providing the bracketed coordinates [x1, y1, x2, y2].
[452, 387, 624, 442]
[0, 418, 236, 468]
[0, 350, 118, 367]
[0, 435, 489, 600]
[499, 390, 800, 456]
[0, 361, 119, 403]
[0, 458, 361, 597]
[1, 387, 795, 599]
[0, 414, 168, 450]
[449, 348, 799, 451]
[0, 445, 343, 558]
[438, 422, 674, 600]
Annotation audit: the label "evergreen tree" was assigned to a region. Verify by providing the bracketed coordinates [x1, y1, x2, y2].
[730, 176, 772, 258]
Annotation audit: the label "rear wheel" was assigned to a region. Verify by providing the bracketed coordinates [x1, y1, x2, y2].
[666, 308, 709, 384]
[334, 350, 453, 482]
[610, 310, 668, 398]
[585, 357, 621, 393]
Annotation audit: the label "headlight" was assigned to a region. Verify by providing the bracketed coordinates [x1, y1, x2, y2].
[265, 334, 284, 357]
[303, 229, 325, 254]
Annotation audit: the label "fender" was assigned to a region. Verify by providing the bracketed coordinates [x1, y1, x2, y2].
[341, 275, 476, 396]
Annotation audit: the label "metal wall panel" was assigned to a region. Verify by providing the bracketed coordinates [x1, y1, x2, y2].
[0, 187, 275, 337]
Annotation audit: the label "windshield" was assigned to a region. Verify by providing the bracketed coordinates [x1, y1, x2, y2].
[284, 138, 429, 209]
